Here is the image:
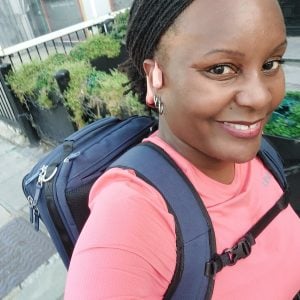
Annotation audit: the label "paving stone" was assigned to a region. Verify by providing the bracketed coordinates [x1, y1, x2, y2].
[0, 152, 33, 180]
[0, 140, 16, 156]
[0, 175, 29, 212]
[0, 205, 12, 227]
[0, 217, 55, 299]
[9, 254, 67, 300]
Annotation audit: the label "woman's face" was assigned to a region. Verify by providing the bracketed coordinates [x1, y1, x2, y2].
[150, 0, 286, 177]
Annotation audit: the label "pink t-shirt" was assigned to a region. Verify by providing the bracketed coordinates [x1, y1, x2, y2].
[65, 134, 300, 299]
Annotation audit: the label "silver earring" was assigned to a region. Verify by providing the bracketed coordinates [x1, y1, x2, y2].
[154, 95, 164, 115]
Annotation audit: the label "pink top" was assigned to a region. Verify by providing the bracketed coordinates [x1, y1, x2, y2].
[65, 134, 300, 299]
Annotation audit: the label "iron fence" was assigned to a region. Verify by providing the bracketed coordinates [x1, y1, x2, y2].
[0, 64, 39, 144]
[0, 10, 120, 70]
[0, 72, 17, 125]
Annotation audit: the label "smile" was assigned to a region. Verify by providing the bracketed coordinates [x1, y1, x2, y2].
[220, 121, 263, 138]
[223, 122, 260, 131]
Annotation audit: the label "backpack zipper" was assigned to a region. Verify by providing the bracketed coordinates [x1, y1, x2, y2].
[28, 165, 57, 231]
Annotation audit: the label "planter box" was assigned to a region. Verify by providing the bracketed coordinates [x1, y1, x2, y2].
[264, 134, 300, 215]
[26, 94, 76, 145]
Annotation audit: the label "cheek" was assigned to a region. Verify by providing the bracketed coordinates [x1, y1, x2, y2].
[163, 70, 221, 112]
[178, 82, 233, 118]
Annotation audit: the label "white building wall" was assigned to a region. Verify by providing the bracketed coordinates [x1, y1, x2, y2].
[80, 0, 111, 20]
[79, 0, 133, 20]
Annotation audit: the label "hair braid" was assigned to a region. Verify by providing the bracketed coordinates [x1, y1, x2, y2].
[121, 0, 195, 103]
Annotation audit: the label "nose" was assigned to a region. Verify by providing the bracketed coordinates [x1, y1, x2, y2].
[235, 73, 272, 110]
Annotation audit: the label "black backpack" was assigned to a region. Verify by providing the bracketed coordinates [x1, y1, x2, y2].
[22, 115, 291, 299]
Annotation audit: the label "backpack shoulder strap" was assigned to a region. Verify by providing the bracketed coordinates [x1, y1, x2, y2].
[109, 138, 289, 298]
[205, 137, 290, 276]
[109, 142, 216, 300]
[258, 136, 288, 191]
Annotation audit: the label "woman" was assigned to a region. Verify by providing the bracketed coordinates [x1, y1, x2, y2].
[65, 0, 300, 298]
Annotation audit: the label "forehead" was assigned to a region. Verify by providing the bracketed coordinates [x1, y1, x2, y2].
[158, 0, 286, 56]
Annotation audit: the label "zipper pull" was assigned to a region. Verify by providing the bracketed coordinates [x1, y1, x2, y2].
[28, 196, 34, 224]
[63, 151, 81, 163]
[29, 165, 57, 231]
[33, 207, 40, 231]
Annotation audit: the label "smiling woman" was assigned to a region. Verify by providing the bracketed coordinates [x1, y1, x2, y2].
[64, 1, 300, 299]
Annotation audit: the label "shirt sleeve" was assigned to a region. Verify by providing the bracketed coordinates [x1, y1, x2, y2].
[64, 168, 177, 300]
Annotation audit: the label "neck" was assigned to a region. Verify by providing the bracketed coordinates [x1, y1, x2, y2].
[158, 128, 235, 185]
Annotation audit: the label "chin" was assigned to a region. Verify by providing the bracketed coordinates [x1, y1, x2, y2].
[231, 148, 260, 163]
[232, 155, 257, 164]
[222, 142, 261, 164]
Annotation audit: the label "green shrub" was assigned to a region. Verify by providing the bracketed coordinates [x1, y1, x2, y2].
[87, 69, 148, 119]
[6, 53, 70, 109]
[6, 53, 95, 128]
[62, 61, 94, 128]
[109, 10, 129, 43]
[69, 34, 121, 62]
[286, 90, 300, 100]
[264, 91, 300, 138]
[6, 60, 44, 104]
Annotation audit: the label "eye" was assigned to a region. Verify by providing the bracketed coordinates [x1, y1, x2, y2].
[202, 64, 239, 81]
[208, 64, 237, 75]
[262, 59, 285, 73]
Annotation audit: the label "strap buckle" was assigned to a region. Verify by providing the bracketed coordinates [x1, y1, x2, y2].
[224, 237, 252, 266]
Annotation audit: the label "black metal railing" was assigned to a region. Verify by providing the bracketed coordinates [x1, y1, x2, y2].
[0, 13, 115, 71]
[0, 64, 39, 144]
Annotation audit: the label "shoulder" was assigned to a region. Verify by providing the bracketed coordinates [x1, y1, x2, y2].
[82, 167, 176, 256]
[89, 167, 170, 213]
[66, 167, 177, 299]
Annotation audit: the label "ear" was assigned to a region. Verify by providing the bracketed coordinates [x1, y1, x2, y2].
[143, 59, 163, 107]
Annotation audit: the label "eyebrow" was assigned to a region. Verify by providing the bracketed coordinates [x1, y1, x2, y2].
[203, 40, 288, 58]
[271, 40, 288, 53]
[204, 49, 245, 57]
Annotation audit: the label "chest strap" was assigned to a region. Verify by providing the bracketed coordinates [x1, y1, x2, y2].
[205, 190, 290, 277]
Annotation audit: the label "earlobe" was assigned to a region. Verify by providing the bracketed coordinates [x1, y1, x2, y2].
[143, 59, 163, 107]
[153, 62, 163, 89]
[143, 59, 163, 89]
[143, 59, 155, 107]
[145, 76, 155, 107]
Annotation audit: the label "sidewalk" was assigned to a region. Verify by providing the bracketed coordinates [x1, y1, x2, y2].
[0, 36, 299, 300]
[0, 139, 67, 300]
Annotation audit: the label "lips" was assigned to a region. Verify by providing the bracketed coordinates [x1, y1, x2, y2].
[219, 120, 263, 138]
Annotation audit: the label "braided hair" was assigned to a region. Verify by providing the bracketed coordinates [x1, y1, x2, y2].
[122, 0, 195, 103]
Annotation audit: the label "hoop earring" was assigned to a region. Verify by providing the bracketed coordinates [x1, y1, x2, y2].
[154, 95, 164, 115]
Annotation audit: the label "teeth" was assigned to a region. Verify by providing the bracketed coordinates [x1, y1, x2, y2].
[250, 123, 259, 129]
[238, 124, 248, 130]
[224, 122, 259, 131]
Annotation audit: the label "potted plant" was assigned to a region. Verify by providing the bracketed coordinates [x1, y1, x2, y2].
[6, 53, 97, 143]
[6, 54, 76, 144]
[264, 90, 300, 214]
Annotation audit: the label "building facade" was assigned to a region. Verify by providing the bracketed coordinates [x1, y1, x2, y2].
[279, 0, 300, 35]
[0, 0, 133, 48]
[0, 0, 298, 49]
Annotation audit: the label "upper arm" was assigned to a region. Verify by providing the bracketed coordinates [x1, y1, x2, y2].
[64, 169, 176, 299]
